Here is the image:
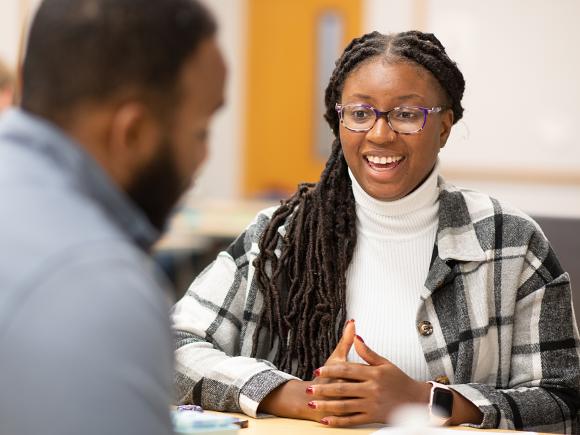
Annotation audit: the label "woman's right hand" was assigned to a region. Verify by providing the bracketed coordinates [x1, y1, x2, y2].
[312, 319, 356, 384]
[258, 319, 356, 421]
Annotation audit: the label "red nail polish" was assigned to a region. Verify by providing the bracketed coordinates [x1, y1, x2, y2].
[356, 334, 365, 343]
[306, 386, 314, 395]
[313, 368, 321, 377]
[320, 418, 329, 425]
[307, 401, 317, 409]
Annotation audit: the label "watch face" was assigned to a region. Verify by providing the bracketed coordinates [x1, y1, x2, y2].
[432, 388, 454, 418]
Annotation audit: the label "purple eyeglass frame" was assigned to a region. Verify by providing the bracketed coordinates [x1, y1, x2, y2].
[335, 103, 443, 134]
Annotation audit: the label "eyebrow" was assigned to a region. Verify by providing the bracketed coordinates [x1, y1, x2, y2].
[396, 93, 424, 100]
[347, 93, 424, 101]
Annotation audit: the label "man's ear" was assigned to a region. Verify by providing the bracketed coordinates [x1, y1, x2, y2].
[438, 108, 454, 149]
[107, 102, 161, 187]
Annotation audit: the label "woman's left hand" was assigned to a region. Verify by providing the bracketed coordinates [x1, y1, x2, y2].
[306, 336, 431, 427]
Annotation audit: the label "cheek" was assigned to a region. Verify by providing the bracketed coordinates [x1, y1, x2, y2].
[171, 109, 210, 171]
[406, 135, 442, 182]
[339, 129, 362, 164]
[177, 134, 207, 175]
[417, 131, 443, 161]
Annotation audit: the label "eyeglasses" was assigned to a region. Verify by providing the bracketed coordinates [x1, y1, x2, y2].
[335, 103, 443, 134]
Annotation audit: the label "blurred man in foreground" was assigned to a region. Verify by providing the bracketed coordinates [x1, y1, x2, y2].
[0, 0, 225, 434]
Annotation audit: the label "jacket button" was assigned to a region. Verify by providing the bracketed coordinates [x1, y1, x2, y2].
[434, 375, 450, 385]
[417, 321, 433, 336]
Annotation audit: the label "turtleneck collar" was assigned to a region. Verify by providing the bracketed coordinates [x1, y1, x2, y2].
[349, 161, 440, 239]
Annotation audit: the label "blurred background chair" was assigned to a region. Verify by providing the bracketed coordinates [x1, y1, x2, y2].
[534, 216, 580, 324]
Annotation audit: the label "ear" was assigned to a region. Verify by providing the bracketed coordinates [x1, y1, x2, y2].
[108, 102, 162, 188]
[438, 108, 454, 149]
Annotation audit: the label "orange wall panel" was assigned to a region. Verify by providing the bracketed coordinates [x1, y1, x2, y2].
[244, 0, 361, 197]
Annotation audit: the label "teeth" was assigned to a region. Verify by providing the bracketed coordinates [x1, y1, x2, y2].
[367, 155, 403, 164]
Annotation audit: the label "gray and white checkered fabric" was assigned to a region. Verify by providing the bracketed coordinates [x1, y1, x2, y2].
[172, 178, 580, 432]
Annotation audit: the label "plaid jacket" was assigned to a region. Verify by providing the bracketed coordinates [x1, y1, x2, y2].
[172, 178, 580, 433]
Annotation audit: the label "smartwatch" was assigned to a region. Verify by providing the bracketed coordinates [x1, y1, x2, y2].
[427, 381, 454, 426]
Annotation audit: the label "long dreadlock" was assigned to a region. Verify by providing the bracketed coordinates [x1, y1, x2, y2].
[252, 30, 465, 379]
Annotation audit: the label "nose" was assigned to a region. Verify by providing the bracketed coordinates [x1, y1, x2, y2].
[366, 116, 396, 145]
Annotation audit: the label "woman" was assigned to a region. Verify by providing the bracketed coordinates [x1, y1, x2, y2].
[172, 31, 580, 432]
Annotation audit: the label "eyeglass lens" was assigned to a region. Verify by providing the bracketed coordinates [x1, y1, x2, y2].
[341, 105, 426, 133]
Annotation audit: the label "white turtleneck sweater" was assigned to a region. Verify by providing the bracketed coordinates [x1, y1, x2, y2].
[346, 163, 440, 382]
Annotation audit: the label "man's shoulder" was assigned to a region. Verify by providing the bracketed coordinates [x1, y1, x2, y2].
[0, 183, 161, 303]
[0, 133, 129, 250]
[0, 183, 131, 259]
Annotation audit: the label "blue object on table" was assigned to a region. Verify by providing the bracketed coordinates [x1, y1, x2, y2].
[171, 410, 239, 434]
[176, 404, 204, 413]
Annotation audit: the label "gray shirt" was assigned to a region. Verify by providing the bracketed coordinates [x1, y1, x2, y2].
[0, 109, 173, 435]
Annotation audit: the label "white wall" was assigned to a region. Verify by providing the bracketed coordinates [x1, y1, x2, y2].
[192, 0, 246, 200]
[364, 0, 580, 217]
[0, 0, 26, 69]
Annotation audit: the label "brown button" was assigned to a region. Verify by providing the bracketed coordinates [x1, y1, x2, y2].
[434, 375, 450, 385]
[417, 320, 433, 336]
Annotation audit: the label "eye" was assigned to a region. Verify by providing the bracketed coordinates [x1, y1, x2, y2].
[346, 106, 373, 122]
[352, 110, 369, 119]
[393, 108, 420, 121]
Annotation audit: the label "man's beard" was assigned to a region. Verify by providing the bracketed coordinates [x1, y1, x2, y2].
[126, 141, 190, 233]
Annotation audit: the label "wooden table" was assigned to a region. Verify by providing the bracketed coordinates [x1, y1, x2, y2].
[212, 412, 384, 434]
[209, 412, 546, 435]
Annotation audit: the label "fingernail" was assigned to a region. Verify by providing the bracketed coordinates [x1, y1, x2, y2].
[306, 386, 314, 395]
[356, 334, 365, 343]
[320, 418, 329, 425]
[313, 368, 321, 377]
[307, 401, 317, 409]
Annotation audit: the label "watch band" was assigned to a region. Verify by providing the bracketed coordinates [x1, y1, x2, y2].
[427, 381, 454, 426]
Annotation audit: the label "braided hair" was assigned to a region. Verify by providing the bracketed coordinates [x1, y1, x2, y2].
[252, 30, 465, 379]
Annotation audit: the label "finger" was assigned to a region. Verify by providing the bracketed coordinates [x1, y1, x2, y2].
[308, 398, 365, 416]
[330, 319, 356, 360]
[315, 362, 370, 381]
[354, 334, 390, 366]
[312, 376, 348, 386]
[307, 381, 366, 399]
[320, 413, 371, 428]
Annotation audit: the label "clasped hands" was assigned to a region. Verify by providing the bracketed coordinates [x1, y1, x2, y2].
[259, 319, 431, 427]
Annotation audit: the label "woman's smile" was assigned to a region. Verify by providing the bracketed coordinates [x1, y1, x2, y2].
[363, 153, 406, 180]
